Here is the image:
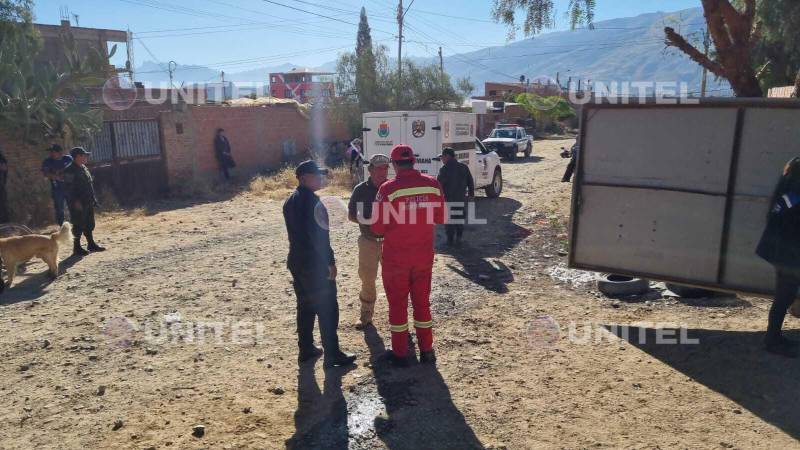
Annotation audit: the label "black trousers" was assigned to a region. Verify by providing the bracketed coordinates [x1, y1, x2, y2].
[68, 203, 96, 238]
[446, 202, 467, 243]
[290, 268, 340, 355]
[767, 270, 800, 341]
[562, 157, 577, 182]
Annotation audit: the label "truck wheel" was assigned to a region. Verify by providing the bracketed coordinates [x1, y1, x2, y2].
[485, 168, 503, 198]
[506, 150, 517, 162]
[597, 274, 650, 297]
[524, 143, 532, 158]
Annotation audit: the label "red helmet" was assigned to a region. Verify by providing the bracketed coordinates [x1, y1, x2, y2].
[390, 144, 416, 164]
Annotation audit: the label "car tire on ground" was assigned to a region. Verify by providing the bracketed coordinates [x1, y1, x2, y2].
[597, 274, 650, 297]
[524, 142, 532, 158]
[485, 168, 503, 198]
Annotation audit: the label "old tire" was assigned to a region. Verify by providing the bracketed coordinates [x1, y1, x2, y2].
[485, 168, 503, 198]
[665, 283, 718, 299]
[597, 274, 650, 297]
[524, 142, 532, 158]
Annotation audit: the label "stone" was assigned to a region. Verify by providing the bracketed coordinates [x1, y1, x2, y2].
[112, 419, 124, 431]
[192, 424, 205, 438]
[96, 385, 106, 396]
[269, 386, 285, 395]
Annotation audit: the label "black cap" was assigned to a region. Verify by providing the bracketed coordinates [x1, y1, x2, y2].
[70, 147, 91, 157]
[440, 147, 456, 158]
[295, 160, 328, 176]
[47, 144, 63, 153]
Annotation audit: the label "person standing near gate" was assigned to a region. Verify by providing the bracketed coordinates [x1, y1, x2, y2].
[437, 147, 474, 247]
[214, 128, 236, 181]
[41, 144, 73, 225]
[756, 157, 800, 358]
[64, 147, 105, 256]
[284, 160, 357, 368]
[348, 154, 390, 330]
[372, 145, 445, 367]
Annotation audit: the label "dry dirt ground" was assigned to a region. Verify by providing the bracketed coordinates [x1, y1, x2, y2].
[1, 139, 799, 450]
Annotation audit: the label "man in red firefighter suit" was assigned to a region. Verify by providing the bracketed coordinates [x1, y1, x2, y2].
[372, 144, 445, 367]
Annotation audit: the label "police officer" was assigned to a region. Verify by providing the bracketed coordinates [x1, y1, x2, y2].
[41, 144, 73, 225]
[284, 160, 357, 368]
[437, 147, 474, 247]
[372, 145, 446, 367]
[348, 154, 390, 329]
[64, 147, 105, 256]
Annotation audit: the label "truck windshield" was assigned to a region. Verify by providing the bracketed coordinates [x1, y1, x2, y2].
[490, 129, 516, 139]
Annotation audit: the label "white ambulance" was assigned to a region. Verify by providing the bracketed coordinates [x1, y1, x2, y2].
[361, 111, 503, 197]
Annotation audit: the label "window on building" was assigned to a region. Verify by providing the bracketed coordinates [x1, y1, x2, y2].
[489, 90, 497, 96]
[271, 76, 276, 83]
[285, 89, 293, 98]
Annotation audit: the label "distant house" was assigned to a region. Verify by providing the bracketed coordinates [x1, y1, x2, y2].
[34, 20, 132, 83]
[269, 68, 335, 104]
[475, 81, 562, 102]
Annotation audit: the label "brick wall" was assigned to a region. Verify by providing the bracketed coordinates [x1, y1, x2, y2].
[164, 104, 316, 180]
[0, 130, 57, 225]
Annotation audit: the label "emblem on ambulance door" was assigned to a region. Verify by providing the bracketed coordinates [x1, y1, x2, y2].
[378, 121, 390, 138]
[412, 120, 426, 138]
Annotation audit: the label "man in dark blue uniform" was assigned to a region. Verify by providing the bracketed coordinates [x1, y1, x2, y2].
[283, 160, 356, 368]
[41, 144, 73, 225]
[64, 147, 106, 256]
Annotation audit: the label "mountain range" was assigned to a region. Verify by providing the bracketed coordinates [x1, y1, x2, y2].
[134, 7, 730, 96]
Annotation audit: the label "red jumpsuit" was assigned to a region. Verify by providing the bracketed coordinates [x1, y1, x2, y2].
[372, 166, 445, 358]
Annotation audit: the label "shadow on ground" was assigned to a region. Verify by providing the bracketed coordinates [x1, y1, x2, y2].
[0, 254, 83, 306]
[358, 325, 484, 449]
[438, 196, 528, 293]
[607, 325, 800, 440]
[285, 359, 355, 449]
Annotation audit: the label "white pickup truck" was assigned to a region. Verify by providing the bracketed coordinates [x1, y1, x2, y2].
[482, 125, 534, 161]
[362, 111, 504, 197]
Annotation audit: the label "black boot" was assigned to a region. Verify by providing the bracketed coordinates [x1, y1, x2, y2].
[85, 233, 106, 252]
[73, 237, 89, 256]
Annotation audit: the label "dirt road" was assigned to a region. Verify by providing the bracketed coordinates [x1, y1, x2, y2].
[1, 138, 798, 449]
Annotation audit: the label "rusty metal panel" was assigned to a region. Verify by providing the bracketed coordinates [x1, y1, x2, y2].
[113, 121, 161, 159]
[573, 185, 725, 283]
[583, 108, 738, 193]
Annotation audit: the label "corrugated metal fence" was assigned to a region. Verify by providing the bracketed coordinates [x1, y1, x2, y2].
[80, 119, 168, 201]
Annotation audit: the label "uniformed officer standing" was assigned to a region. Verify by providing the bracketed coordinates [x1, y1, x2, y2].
[348, 154, 390, 329]
[372, 145, 446, 367]
[64, 147, 105, 256]
[437, 147, 475, 247]
[284, 160, 357, 368]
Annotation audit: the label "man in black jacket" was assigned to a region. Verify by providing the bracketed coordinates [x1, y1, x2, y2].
[437, 148, 474, 246]
[283, 160, 356, 368]
[214, 128, 236, 181]
[64, 147, 105, 256]
[757, 156, 800, 358]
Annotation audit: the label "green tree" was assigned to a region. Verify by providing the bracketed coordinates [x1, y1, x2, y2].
[492, 0, 782, 97]
[1, 1, 108, 142]
[457, 76, 475, 99]
[355, 7, 379, 112]
[746, 0, 800, 95]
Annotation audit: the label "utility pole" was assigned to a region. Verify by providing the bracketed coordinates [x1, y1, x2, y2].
[396, 0, 414, 109]
[168, 61, 177, 89]
[700, 28, 710, 97]
[397, 0, 403, 109]
[438, 46, 443, 77]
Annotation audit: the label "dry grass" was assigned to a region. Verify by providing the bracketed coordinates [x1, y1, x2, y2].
[246, 166, 355, 200]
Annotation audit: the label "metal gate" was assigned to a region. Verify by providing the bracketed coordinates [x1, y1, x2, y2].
[81, 119, 168, 201]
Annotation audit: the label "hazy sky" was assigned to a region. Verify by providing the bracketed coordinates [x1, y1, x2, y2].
[33, 0, 700, 75]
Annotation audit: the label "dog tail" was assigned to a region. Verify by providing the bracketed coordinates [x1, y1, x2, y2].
[52, 222, 73, 247]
